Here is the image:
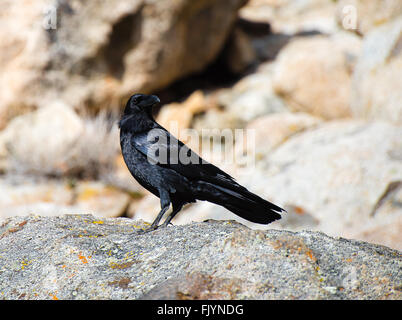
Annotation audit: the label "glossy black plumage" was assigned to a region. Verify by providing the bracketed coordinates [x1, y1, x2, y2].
[119, 94, 284, 232]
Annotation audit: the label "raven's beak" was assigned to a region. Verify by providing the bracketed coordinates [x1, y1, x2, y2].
[147, 95, 161, 106]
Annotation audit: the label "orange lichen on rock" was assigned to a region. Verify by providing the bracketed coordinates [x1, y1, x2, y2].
[77, 252, 90, 264]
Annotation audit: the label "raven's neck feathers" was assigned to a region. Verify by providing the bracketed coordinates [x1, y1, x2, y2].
[119, 112, 156, 133]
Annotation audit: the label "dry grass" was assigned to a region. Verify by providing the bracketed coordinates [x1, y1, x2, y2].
[7, 110, 121, 180]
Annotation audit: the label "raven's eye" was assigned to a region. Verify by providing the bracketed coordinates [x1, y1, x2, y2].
[131, 97, 141, 107]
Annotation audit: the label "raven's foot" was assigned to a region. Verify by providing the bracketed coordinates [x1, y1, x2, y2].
[136, 222, 173, 234]
[160, 221, 173, 228]
[136, 226, 158, 234]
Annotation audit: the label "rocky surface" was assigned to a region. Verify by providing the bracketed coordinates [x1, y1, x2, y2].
[156, 91, 213, 138]
[249, 120, 402, 247]
[240, 0, 339, 35]
[191, 61, 289, 133]
[336, 0, 402, 35]
[350, 17, 402, 125]
[0, 103, 87, 175]
[0, 0, 245, 127]
[0, 178, 132, 219]
[0, 0, 401, 282]
[243, 112, 322, 157]
[272, 33, 361, 120]
[0, 215, 400, 300]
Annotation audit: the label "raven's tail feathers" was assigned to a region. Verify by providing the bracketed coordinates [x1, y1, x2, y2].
[194, 181, 284, 224]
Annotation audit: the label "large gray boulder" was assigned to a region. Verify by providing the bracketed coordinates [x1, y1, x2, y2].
[0, 215, 400, 300]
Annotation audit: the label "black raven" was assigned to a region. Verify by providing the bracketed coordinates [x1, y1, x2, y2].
[119, 93, 284, 232]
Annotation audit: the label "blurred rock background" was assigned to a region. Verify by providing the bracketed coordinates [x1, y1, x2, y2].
[0, 0, 401, 250]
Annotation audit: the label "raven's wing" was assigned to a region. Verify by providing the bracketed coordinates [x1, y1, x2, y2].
[131, 128, 238, 185]
[132, 127, 284, 223]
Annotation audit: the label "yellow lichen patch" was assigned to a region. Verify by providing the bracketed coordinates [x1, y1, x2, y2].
[109, 261, 135, 270]
[124, 251, 135, 259]
[21, 259, 32, 270]
[77, 187, 100, 201]
[79, 234, 99, 238]
[92, 220, 104, 224]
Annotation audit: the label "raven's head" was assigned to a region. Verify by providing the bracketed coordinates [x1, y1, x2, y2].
[123, 94, 161, 116]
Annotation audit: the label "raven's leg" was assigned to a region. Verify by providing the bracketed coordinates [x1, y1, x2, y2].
[160, 202, 184, 228]
[138, 190, 170, 233]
